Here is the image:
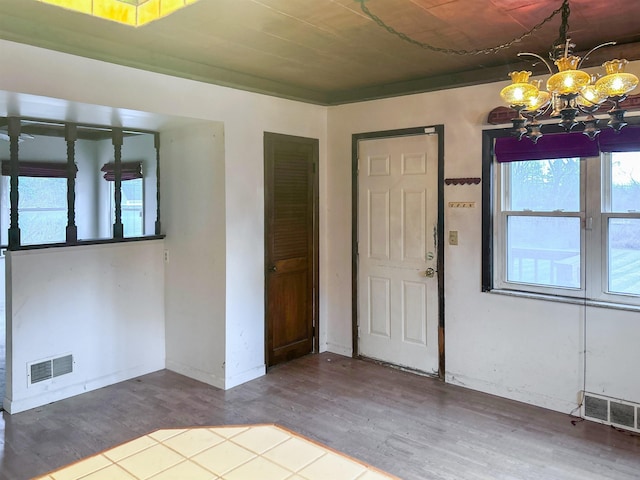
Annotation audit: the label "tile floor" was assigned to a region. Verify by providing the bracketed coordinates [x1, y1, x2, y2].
[34, 424, 399, 480]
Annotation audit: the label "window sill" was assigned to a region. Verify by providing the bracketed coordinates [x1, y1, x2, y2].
[486, 288, 640, 313]
[6, 235, 166, 252]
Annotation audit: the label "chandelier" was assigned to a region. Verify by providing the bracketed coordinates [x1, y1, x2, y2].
[500, 0, 638, 142]
[358, 0, 638, 142]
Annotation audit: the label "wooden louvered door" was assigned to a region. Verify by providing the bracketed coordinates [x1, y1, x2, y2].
[264, 133, 318, 367]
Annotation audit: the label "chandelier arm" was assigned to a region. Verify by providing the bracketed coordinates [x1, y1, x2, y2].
[517, 52, 554, 74]
[539, 101, 553, 118]
[575, 102, 597, 116]
[524, 99, 553, 120]
[578, 42, 617, 68]
[603, 95, 627, 109]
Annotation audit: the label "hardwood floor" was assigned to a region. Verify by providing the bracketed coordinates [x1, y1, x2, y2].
[1, 352, 639, 480]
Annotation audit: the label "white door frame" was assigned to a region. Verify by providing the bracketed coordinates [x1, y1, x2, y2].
[352, 126, 445, 378]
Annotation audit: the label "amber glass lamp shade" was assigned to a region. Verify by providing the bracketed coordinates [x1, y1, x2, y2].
[547, 56, 591, 95]
[525, 89, 551, 113]
[595, 59, 639, 97]
[577, 84, 606, 109]
[500, 71, 539, 107]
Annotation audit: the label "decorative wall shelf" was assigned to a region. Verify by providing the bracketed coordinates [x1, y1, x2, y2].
[445, 177, 481, 186]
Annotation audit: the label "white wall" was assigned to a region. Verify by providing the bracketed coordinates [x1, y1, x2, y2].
[0, 39, 328, 394]
[162, 121, 227, 388]
[326, 62, 640, 413]
[4, 240, 165, 414]
[221, 103, 328, 388]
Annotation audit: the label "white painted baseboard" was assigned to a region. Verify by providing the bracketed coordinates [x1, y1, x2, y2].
[325, 342, 352, 357]
[165, 360, 226, 390]
[225, 364, 266, 390]
[5, 363, 164, 414]
[445, 371, 579, 415]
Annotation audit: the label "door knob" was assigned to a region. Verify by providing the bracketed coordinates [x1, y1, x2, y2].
[268, 265, 277, 272]
[424, 267, 435, 278]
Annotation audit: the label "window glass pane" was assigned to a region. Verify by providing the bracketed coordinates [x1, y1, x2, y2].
[507, 216, 581, 288]
[610, 152, 640, 213]
[4, 176, 68, 245]
[609, 218, 640, 295]
[508, 158, 580, 212]
[19, 210, 67, 244]
[112, 178, 143, 237]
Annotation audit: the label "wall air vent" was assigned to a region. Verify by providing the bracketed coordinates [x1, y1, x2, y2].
[30, 361, 52, 384]
[582, 392, 639, 433]
[28, 355, 74, 386]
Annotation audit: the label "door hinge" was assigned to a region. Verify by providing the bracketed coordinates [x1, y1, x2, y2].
[312, 325, 316, 338]
[357, 325, 361, 338]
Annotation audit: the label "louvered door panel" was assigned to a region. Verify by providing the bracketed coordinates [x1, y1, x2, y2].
[265, 134, 318, 367]
[273, 155, 309, 260]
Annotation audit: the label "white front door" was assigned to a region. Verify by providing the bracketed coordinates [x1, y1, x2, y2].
[357, 134, 439, 374]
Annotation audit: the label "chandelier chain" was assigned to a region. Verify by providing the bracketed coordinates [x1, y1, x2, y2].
[357, 0, 569, 56]
[554, 0, 571, 49]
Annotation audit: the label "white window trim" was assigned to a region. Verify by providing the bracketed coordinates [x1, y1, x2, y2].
[493, 153, 640, 307]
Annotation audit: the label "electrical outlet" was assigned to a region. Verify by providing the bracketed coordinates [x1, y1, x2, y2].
[164, 250, 169, 263]
[449, 231, 458, 245]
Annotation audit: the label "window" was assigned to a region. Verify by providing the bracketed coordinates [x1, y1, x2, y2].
[0, 160, 74, 247]
[499, 157, 582, 290]
[1, 118, 159, 249]
[606, 152, 640, 297]
[1, 176, 67, 246]
[484, 125, 640, 307]
[103, 160, 145, 238]
[110, 178, 144, 237]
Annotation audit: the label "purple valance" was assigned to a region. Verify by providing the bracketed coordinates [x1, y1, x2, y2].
[101, 161, 143, 181]
[598, 126, 640, 152]
[495, 126, 640, 162]
[1, 160, 76, 178]
[495, 132, 599, 162]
